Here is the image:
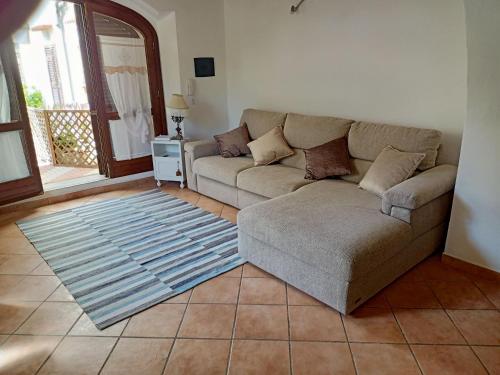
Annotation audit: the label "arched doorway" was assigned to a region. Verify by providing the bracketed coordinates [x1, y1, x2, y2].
[0, 0, 167, 204]
[76, 0, 167, 177]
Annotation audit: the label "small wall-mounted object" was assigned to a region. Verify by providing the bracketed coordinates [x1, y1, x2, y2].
[186, 78, 196, 105]
[194, 57, 215, 77]
[186, 78, 195, 96]
[291, 0, 306, 13]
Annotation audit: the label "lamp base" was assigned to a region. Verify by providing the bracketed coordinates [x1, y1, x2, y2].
[171, 115, 184, 140]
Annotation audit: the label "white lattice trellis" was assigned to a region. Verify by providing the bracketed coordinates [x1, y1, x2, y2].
[28, 108, 53, 165]
[28, 109, 98, 168]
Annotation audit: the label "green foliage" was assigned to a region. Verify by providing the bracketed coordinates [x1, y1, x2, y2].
[54, 131, 77, 150]
[23, 85, 44, 109]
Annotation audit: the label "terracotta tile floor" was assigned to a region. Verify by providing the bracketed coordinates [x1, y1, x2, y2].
[0, 182, 498, 374]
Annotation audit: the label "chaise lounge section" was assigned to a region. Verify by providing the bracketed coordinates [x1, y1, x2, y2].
[185, 109, 457, 313]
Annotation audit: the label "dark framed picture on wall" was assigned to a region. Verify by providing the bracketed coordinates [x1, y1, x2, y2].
[194, 57, 215, 77]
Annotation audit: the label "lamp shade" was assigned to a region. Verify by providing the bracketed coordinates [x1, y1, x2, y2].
[167, 94, 189, 110]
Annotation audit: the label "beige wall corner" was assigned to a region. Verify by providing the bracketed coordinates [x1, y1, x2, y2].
[445, 0, 500, 273]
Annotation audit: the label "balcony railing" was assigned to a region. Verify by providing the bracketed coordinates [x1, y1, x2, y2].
[28, 108, 98, 168]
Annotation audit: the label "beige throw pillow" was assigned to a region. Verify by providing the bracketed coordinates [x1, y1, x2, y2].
[359, 145, 425, 196]
[247, 126, 294, 166]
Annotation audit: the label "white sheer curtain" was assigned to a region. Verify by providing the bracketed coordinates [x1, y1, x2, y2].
[98, 35, 153, 161]
[0, 131, 30, 183]
[0, 62, 30, 183]
[0, 63, 11, 123]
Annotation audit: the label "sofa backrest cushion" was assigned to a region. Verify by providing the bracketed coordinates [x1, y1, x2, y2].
[283, 113, 354, 149]
[281, 150, 306, 169]
[239, 109, 287, 140]
[348, 121, 442, 170]
[280, 113, 354, 170]
[340, 159, 373, 184]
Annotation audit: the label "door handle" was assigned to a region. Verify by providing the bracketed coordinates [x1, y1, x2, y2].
[90, 110, 98, 116]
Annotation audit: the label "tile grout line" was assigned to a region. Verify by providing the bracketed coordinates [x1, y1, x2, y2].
[423, 276, 493, 374]
[285, 284, 293, 375]
[468, 345, 495, 375]
[159, 287, 193, 374]
[0, 257, 45, 277]
[0, 276, 43, 349]
[8, 276, 63, 354]
[225, 265, 244, 375]
[469, 277, 498, 309]
[97, 317, 132, 374]
[7, 331, 500, 346]
[430, 276, 497, 310]
[388, 299, 424, 375]
[34, 309, 84, 375]
[401, 267, 499, 373]
[340, 313, 359, 375]
[2, 292, 497, 311]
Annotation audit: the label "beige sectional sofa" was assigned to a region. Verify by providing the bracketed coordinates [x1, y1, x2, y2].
[184, 109, 457, 314]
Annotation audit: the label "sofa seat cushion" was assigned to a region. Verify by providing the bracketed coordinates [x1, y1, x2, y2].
[237, 165, 314, 198]
[193, 155, 254, 187]
[238, 180, 413, 282]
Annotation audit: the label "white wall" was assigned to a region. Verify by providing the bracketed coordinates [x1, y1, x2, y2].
[117, 0, 229, 140]
[157, 12, 181, 136]
[224, 0, 466, 165]
[445, 0, 500, 272]
[154, 0, 228, 140]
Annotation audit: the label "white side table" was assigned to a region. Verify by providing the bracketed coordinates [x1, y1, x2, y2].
[151, 138, 187, 188]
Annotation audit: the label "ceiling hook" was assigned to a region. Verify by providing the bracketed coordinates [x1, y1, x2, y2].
[291, 0, 306, 13]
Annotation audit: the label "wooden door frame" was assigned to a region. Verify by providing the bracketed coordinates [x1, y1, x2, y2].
[0, 38, 43, 205]
[74, 2, 106, 176]
[70, 0, 167, 178]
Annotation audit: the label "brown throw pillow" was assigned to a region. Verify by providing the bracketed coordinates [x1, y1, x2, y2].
[304, 137, 351, 180]
[213, 124, 252, 158]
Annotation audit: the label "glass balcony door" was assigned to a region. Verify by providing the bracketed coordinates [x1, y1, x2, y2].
[0, 38, 43, 205]
[79, 1, 166, 178]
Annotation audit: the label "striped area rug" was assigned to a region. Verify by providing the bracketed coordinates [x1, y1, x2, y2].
[17, 190, 244, 329]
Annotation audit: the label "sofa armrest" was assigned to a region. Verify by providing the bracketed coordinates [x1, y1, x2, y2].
[184, 140, 219, 160]
[382, 164, 457, 214]
[184, 140, 219, 191]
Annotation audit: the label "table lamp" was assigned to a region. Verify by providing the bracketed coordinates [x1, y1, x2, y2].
[166, 94, 189, 140]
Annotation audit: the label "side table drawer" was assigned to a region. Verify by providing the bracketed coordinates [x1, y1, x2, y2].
[155, 157, 179, 178]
